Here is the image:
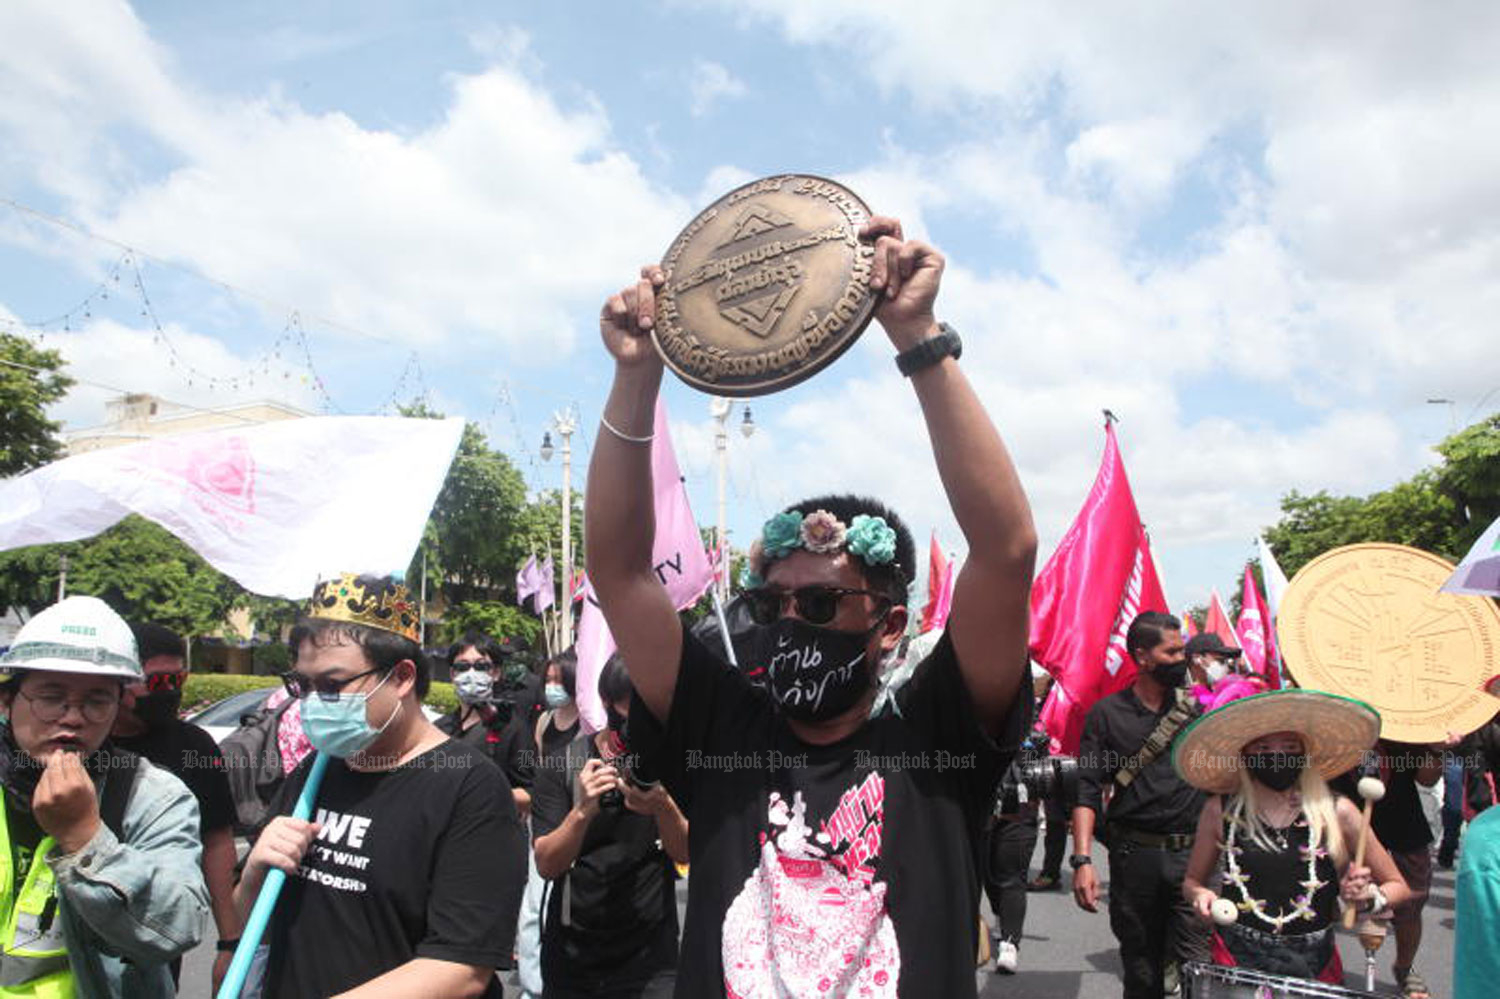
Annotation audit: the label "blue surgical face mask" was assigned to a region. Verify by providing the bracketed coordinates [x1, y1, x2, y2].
[544, 683, 571, 710]
[301, 670, 402, 759]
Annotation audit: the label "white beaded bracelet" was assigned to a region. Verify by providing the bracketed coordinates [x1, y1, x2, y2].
[600, 415, 654, 444]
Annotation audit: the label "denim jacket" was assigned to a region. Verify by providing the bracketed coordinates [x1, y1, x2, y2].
[43, 757, 209, 998]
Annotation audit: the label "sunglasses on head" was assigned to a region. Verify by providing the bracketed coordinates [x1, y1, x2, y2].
[743, 585, 891, 627]
[144, 671, 186, 693]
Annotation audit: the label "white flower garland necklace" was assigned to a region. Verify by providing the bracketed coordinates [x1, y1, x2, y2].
[1221, 800, 1328, 934]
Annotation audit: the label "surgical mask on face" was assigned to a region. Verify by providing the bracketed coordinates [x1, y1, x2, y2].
[754, 616, 881, 723]
[1204, 660, 1230, 685]
[301, 670, 402, 759]
[544, 683, 571, 710]
[453, 668, 494, 707]
[1245, 751, 1307, 792]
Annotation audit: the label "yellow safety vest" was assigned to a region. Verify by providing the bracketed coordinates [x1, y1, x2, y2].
[0, 801, 73, 999]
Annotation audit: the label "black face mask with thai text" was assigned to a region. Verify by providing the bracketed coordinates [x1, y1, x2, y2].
[754, 616, 880, 723]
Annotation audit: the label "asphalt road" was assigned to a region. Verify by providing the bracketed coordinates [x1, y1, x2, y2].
[181, 839, 1457, 998]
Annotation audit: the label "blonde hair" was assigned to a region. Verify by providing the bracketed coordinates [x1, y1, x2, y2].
[1224, 765, 1347, 867]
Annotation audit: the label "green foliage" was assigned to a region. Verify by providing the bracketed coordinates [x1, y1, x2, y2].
[181, 673, 280, 714]
[441, 600, 543, 646]
[0, 516, 240, 635]
[1259, 412, 1498, 590]
[0, 333, 73, 476]
[180, 672, 457, 715]
[251, 641, 293, 676]
[1435, 414, 1500, 550]
[424, 681, 458, 715]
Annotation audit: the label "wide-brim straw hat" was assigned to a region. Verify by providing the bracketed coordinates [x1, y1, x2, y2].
[1172, 690, 1380, 794]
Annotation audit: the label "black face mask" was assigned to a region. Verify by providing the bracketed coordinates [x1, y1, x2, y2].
[1151, 661, 1189, 688]
[753, 616, 881, 723]
[132, 690, 182, 729]
[1245, 751, 1307, 792]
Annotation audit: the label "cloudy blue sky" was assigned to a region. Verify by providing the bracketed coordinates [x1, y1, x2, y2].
[2, 1, 1496, 609]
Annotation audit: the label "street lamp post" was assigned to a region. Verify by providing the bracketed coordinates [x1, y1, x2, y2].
[711, 399, 755, 603]
[541, 410, 576, 647]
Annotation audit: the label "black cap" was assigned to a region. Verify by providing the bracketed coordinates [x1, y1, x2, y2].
[1186, 633, 1242, 658]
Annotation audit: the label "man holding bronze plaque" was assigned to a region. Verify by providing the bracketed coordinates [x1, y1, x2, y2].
[586, 209, 1035, 998]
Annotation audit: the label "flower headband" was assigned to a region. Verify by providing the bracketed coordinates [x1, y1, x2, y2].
[742, 509, 900, 588]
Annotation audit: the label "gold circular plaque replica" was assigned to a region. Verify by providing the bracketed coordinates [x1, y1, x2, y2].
[652, 174, 878, 396]
[1278, 543, 1500, 743]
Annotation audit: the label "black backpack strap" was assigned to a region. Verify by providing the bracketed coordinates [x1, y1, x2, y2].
[99, 747, 141, 840]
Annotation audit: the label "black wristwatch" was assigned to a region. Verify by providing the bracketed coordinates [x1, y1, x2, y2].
[1069, 854, 1093, 870]
[895, 322, 962, 377]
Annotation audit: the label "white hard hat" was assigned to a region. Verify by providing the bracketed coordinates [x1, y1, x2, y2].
[0, 596, 143, 681]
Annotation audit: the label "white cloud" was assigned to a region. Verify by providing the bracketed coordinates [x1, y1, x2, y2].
[687, 60, 747, 117]
[42, 319, 321, 431]
[0, 2, 688, 364]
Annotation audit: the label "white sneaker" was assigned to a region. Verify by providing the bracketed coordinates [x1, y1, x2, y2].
[994, 940, 1018, 974]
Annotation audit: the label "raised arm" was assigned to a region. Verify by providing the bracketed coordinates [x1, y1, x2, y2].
[585, 267, 683, 722]
[862, 217, 1037, 733]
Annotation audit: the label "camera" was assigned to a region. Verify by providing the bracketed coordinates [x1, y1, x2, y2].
[995, 730, 1078, 815]
[599, 728, 659, 811]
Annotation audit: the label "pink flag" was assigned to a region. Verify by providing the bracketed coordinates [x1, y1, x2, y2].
[1032, 422, 1169, 754]
[516, 555, 541, 606]
[575, 401, 715, 732]
[1181, 612, 1199, 639]
[1235, 568, 1280, 689]
[920, 532, 954, 634]
[534, 557, 556, 613]
[1204, 591, 1236, 645]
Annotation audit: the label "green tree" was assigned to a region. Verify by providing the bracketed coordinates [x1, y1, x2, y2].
[0, 516, 240, 637]
[1435, 413, 1500, 550]
[0, 333, 74, 476]
[440, 600, 543, 647]
[1260, 412, 1497, 580]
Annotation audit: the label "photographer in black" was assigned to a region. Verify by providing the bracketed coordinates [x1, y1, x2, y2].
[987, 723, 1078, 973]
[532, 654, 689, 999]
[435, 631, 537, 817]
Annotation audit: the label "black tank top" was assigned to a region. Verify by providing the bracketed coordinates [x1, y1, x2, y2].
[1219, 808, 1340, 936]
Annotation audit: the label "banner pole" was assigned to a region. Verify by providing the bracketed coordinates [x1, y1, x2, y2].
[216, 751, 331, 999]
[710, 588, 738, 667]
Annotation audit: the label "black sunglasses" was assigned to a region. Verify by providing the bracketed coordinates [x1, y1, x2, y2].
[743, 585, 891, 627]
[281, 666, 382, 702]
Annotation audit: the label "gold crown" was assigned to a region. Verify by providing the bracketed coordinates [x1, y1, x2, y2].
[308, 573, 420, 643]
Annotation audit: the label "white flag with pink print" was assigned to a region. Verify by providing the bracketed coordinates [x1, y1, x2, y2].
[574, 401, 714, 732]
[0, 416, 463, 599]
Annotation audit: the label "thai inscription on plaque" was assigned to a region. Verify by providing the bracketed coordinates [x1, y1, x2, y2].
[1278, 543, 1500, 743]
[652, 174, 878, 396]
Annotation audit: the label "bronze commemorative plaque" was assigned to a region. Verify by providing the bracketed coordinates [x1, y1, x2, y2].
[652, 174, 878, 396]
[1278, 543, 1500, 742]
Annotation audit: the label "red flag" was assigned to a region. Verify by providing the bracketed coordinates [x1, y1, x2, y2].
[1204, 591, 1236, 645]
[1031, 422, 1169, 754]
[1235, 568, 1280, 689]
[1181, 612, 1199, 639]
[920, 532, 954, 633]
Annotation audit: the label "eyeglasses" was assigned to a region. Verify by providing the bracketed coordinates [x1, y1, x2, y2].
[143, 672, 186, 693]
[452, 658, 492, 669]
[281, 666, 382, 702]
[17, 688, 121, 724]
[743, 586, 891, 626]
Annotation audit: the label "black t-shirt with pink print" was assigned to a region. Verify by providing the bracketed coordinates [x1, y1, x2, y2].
[628, 623, 1030, 999]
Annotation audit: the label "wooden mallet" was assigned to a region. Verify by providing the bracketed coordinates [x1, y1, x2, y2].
[1342, 775, 1387, 929]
